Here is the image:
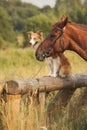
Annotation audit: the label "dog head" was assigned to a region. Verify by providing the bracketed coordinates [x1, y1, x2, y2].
[27, 31, 43, 48]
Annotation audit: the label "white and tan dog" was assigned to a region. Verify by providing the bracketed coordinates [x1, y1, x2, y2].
[27, 31, 71, 78]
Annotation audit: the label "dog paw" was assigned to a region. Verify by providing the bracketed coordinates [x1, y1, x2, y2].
[48, 73, 57, 77]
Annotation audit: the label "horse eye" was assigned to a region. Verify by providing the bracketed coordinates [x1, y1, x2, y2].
[45, 51, 50, 57]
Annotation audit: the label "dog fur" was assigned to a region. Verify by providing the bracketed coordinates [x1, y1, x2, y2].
[27, 31, 71, 78]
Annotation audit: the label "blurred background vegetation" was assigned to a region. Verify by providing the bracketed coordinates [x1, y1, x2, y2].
[0, 0, 87, 49]
[0, 1, 87, 130]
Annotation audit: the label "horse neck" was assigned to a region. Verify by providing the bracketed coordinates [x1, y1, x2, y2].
[62, 23, 87, 61]
[65, 23, 79, 38]
[64, 22, 87, 48]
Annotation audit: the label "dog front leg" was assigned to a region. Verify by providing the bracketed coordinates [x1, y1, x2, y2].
[52, 57, 61, 77]
[45, 58, 54, 76]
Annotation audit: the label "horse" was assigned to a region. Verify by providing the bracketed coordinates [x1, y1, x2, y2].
[35, 16, 87, 62]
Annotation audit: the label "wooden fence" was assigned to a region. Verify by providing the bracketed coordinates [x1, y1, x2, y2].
[0, 73, 87, 130]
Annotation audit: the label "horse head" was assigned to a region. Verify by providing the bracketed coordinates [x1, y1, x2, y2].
[36, 16, 68, 61]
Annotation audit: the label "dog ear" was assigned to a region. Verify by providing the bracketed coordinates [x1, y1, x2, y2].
[37, 30, 43, 37]
[27, 31, 33, 36]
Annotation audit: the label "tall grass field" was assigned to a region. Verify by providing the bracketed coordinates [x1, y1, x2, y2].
[0, 48, 87, 80]
[0, 48, 87, 130]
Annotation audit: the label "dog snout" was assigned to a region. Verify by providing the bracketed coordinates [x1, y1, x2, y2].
[29, 42, 32, 45]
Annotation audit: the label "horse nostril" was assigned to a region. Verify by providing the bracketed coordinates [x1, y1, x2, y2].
[42, 53, 45, 58]
[45, 51, 50, 57]
[35, 52, 45, 61]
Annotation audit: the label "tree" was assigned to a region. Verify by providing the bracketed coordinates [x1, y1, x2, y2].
[54, 0, 87, 24]
[0, 6, 16, 46]
[23, 13, 57, 47]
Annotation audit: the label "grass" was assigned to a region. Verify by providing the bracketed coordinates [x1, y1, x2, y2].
[0, 48, 87, 81]
[0, 48, 48, 81]
[0, 48, 87, 130]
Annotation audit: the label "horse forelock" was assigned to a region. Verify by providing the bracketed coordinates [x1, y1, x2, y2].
[52, 22, 65, 30]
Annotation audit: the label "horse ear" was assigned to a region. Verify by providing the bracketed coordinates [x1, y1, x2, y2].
[61, 16, 68, 27]
[61, 15, 67, 20]
[37, 30, 43, 37]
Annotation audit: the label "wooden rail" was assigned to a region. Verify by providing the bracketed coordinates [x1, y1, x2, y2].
[0, 73, 87, 130]
[2, 73, 87, 95]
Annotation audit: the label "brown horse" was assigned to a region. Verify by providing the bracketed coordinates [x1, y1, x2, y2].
[36, 16, 87, 61]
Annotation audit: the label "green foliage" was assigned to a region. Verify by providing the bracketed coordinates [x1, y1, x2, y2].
[0, 1, 40, 48]
[26, 14, 55, 34]
[69, 0, 87, 24]
[0, 0, 87, 48]
[23, 13, 57, 47]
[54, 0, 87, 24]
[0, 6, 16, 47]
[6, 2, 40, 32]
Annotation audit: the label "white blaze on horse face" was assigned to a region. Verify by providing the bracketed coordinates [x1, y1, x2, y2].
[63, 27, 66, 31]
[30, 36, 36, 45]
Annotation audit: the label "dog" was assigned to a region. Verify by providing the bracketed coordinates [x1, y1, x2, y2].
[27, 31, 71, 78]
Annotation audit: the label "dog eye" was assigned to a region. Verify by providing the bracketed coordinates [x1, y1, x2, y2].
[34, 38, 37, 40]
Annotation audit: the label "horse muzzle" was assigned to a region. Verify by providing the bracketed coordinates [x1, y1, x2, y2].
[35, 52, 45, 61]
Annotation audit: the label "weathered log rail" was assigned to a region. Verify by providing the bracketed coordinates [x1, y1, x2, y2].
[0, 73, 87, 130]
[3, 73, 87, 95]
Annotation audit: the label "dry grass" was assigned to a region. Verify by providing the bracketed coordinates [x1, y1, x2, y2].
[0, 48, 87, 130]
[0, 94, 46, 130]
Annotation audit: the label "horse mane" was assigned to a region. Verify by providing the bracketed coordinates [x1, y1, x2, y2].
[52, 18, 87, 32]
[68, 21, 87, 31]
